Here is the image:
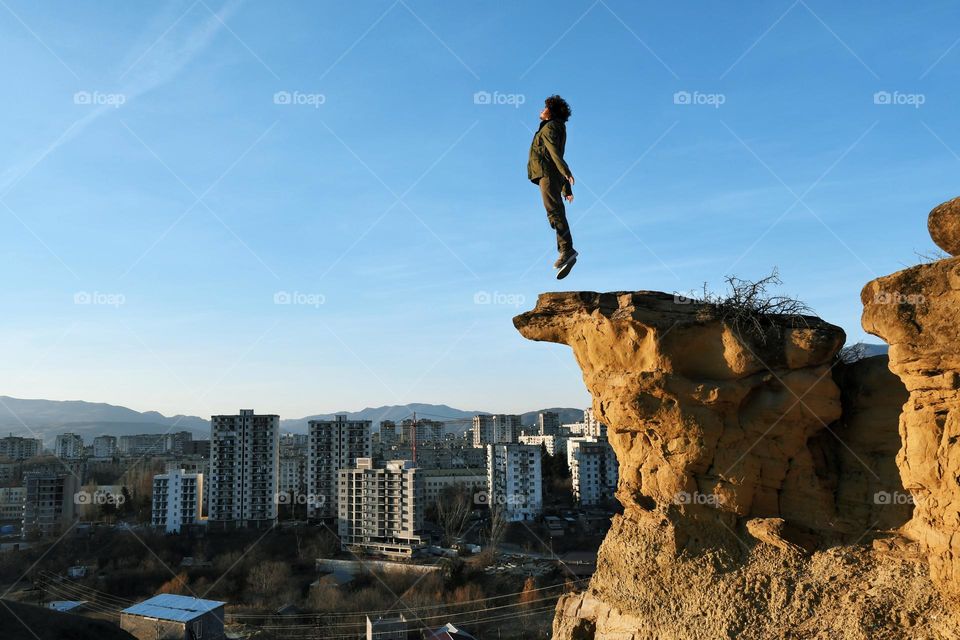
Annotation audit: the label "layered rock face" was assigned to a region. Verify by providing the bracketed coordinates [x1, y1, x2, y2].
[515, 292, 957, 639]
[862, 195, 960, 597]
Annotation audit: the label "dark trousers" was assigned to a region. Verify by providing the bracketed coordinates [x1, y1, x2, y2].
[538, 174, 574, 254]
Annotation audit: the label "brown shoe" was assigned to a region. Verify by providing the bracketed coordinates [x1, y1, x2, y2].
[554, 250, 577, 269]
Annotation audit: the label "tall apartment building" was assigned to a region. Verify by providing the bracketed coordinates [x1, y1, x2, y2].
[55, 433, 84, 459]
[338, 458, 423, 558]
[0, 435, 42, 460]
[279, 433, 308, 455]
[307, 415, 371, 519]
[378, 421, 398, 446]
[183, 440, 211, 457]
[567, 437, 618, 506]
[471, 415, 521, 447]
[419, 468, 486, 508]
[279, 455, 307, 497]
[583, 408, 607, 438]
[209, 410, 279, 529]
[400, 419, 443, 444]
[0, 486, 26, 521]
[152, 468, 203, 533]
[486, 444, 542, 521]
[537, 412, 560, 436]
[119, 431, 193, 456]
[93, 435, 117, 458]
[518, 433, 568, 456]
[22, 471, 78, 538]
[168, 458, 210, 516]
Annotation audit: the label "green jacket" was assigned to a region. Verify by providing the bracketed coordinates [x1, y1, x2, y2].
[528, 119, 572, 196]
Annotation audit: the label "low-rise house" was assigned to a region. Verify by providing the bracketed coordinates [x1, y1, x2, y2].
[366, 614, 407, 640]
[120, 594, 226, 640]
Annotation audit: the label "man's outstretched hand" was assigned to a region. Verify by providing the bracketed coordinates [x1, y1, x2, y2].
[566, 175, 575, 202]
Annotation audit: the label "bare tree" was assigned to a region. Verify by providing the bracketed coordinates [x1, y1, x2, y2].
[697, 268, 813, 343]
[436, 485, 474, 546]
[487, 505, 508, 551]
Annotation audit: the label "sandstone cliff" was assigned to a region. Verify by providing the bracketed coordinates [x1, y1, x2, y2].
[515, 291, 958, 639]
[862, 195, 960, 600]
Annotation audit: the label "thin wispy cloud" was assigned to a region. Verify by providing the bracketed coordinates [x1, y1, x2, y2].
[0, 0, 243, 196]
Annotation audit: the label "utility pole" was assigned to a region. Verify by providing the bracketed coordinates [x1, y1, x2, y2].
[412, 411, 417, 465]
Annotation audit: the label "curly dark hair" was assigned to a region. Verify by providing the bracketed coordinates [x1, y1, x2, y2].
[544, 95, 572, 122]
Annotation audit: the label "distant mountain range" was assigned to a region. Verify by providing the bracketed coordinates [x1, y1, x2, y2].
[859, 343, 889, 358]
[0, 397, 588, 443]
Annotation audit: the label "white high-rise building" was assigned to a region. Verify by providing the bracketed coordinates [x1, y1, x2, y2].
[486, 444, 542, 521]
[567, 437, 618, 506]
[518, 434, 568, 456]
[583, 408, 607, 438]
[307, 415, 371, 519]
[338, 458, 423, 558]
[472, 414, 521, 447]
[209, 409, 279, 529]
[152, 468, 203, 533]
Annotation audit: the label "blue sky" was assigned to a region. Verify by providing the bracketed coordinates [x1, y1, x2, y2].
[0, 0, 957, 418]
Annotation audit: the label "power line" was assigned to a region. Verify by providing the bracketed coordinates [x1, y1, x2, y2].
[35, 571, 577, 630]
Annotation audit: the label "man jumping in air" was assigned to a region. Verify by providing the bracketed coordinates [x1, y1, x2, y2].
[528, 94, 576, 279]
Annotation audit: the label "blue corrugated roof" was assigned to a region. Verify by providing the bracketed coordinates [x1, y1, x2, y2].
[122, 594, 225, 623]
